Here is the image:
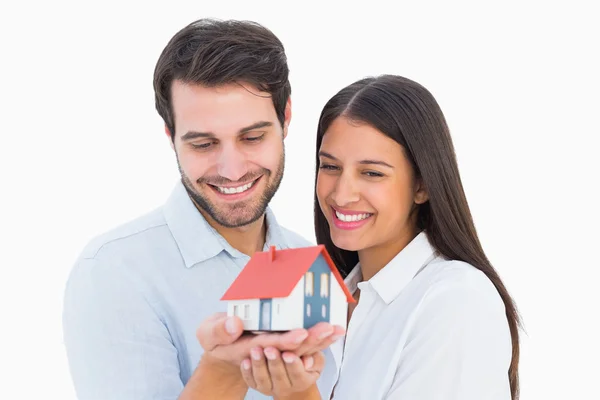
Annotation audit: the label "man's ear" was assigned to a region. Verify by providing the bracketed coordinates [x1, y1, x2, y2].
[283, 97, 292, 139]
[414, 179, 429, 205]
[165, 125, 175, 150]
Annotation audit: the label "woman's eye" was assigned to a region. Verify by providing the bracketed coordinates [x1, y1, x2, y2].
[319, 164, 339, 170]
[364, 171, 383, 177]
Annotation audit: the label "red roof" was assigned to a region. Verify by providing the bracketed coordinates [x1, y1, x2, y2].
[221, 245, 355, 303]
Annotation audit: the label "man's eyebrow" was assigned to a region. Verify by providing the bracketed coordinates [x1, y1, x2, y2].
[181, 131, 212, 141]
[239, 121, 273, 133]
[180, 121, 273, 141]
[318, 151, 394, 168]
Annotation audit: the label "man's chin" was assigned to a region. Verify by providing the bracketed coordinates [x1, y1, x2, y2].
[210, 209, 265, 229]
[183, 175, 278, 229]
[201, 198, 267, 227]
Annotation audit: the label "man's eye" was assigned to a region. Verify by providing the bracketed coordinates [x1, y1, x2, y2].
[245, 134, 264, 142]
[191, 142, 213, 149]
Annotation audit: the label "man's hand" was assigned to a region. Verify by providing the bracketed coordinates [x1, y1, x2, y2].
[180, 313, 342, 399]
[240, 346, 325, 399]
[197, 312, 345, 368]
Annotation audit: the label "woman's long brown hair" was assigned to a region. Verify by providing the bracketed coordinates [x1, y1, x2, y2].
[314, 75, 522, 399]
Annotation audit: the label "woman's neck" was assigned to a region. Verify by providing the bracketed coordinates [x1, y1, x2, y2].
[357, 227, 420, 281]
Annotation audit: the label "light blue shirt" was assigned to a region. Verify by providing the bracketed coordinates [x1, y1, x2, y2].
[62, 181, 338, 399]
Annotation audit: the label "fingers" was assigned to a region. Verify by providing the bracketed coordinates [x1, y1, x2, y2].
[293, 322, 346, 356]
[197, 313, 244, 351]
[243, 323, 345, 355]
[283, 351, 322, 388]
[250, 347, 272, 393]
[240, 358, 257, 390]
[249, 323, 345, 357]
[294, 322, 333, 355]
[313, 324, 345, 352]
[252, 328, 309, 352]
[264, 347, 292, 391]
[209, 327, 309, 368]
[273, 329, 310, 350]
[242, 349, 324, 397]
[304, 351, 325, 372]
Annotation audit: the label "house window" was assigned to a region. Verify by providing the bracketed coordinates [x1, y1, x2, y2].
[320, 273, 329, 297]
[244, 305, 250, 319]
[306, 304, 311, 317]
[305, 272, 314, 296]
[233, 305, 239, 316]
[322, 304, 327, 318]
[277, 303, 281, 314]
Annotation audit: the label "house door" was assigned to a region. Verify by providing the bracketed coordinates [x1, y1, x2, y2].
[259, 299, 272, 331]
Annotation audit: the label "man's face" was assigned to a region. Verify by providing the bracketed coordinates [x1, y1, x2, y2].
[169, 80, 289, 228]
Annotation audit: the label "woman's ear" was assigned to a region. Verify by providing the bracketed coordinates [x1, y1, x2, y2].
[414, 180, 429, 204]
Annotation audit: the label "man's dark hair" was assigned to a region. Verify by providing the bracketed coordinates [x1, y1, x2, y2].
[153, 18, 291, 137]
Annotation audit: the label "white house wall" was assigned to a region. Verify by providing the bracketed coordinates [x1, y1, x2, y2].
[227, 299, 260, 331]
[269, 297, 286, 331]
[329, 278, 349, 329]
[271, 276, 305, 330]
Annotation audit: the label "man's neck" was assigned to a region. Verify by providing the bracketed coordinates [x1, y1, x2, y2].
[193, 203, 267, 256]
[217, 217, 267, 257]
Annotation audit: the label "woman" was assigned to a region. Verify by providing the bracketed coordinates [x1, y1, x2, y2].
[240, 74, 521, 400]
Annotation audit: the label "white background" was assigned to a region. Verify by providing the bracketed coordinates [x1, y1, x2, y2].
[1, 1, 598, 399]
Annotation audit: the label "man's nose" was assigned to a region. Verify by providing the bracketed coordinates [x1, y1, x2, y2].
[216, 144, 248, 182]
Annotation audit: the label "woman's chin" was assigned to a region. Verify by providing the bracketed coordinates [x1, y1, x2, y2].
[330, 234, 363, 252]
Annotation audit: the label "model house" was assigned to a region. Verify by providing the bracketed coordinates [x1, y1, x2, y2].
[221, 245, 355, 332]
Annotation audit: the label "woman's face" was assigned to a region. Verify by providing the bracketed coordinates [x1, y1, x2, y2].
[316, 116, 428, 255]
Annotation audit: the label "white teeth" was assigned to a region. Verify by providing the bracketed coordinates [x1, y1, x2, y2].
[217, 180, 255, 194]
[335, 210, 371, 222]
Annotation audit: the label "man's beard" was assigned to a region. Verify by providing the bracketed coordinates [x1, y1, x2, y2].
[177, 151, 284, 228]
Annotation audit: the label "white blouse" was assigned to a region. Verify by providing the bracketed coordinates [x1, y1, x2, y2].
[329, 232, 513, 399]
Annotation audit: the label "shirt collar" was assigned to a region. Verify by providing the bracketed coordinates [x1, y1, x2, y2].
[221, 207, 291, 259]
[344, 231, 438, 304]
[344, 263, 363, 295]
[263, 207, 290, 250]
[162, 180, 289, 268]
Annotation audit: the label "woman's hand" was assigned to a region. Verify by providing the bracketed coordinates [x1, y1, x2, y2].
[240, 346, 324, 399]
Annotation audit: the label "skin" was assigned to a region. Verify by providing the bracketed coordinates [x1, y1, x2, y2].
[240, 346, 325, 399]
[180, 314, 341, 399]
[243, 116, 429, 398]
[168, 80, 288, 256]
[316, 116, 428, 281]
[166, 81, 346, 399]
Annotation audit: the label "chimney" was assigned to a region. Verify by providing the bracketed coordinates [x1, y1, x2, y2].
[269, 245, 276, 261]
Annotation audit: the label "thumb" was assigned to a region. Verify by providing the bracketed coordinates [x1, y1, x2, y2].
[197, 313, 244, 351]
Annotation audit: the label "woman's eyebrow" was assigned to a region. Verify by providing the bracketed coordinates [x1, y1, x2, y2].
[319, 151, 393, 168]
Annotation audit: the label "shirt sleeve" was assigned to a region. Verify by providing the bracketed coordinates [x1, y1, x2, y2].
[385, 270, 513, 400]
[62, 256, 184, 400]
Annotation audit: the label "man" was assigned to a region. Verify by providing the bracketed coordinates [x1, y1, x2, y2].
[62, 18, 344, 400]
